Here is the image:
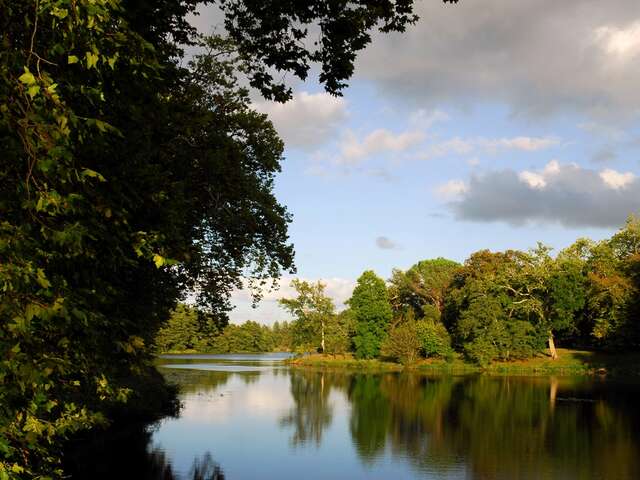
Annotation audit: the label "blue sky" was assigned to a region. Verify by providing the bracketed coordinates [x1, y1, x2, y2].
[190, 1, 640, 324]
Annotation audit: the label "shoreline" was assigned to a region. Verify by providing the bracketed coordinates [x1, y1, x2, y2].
[285, 349, 640, 377]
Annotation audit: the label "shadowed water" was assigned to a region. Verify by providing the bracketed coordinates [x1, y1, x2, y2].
[71, 354, 640, 479]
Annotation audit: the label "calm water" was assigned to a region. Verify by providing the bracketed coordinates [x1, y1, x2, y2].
[72, 354, 640, 479]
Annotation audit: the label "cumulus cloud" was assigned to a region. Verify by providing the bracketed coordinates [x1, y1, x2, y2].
[253, 92, 347, 150]
[355, 0, 640, 118]
[445, 161, 640, 228]
[338, 128, 425, 164]
[375, 236, 399, 250]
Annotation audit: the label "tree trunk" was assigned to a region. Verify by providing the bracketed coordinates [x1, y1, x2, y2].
[548, 332, 558, 360]
[321, 321, 325, 354]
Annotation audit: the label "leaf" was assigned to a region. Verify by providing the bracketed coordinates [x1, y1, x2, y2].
[86, 52, 99, 69]
[19, 68, 36, 85]
[82, 168, 106, 182]
[153, 254, 165, 268]
[27, 85, 40, 98]
[68, 55, 79, 64]
[36, 268, 51, 288]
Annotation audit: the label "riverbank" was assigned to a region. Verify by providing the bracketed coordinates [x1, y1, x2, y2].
[287, 349, 640, 377]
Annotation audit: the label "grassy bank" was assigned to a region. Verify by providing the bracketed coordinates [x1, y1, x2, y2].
[288, 349, 640, 377]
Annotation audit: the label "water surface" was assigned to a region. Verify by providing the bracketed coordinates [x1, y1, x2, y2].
[75, 354, 640, 479]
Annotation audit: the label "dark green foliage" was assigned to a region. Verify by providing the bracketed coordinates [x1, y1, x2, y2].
[348, 271, 393, 359]
[444, 251, 546, 365]
[389, 258, 460, 318]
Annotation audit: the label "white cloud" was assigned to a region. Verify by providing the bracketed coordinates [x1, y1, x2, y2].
[435, 179, 468, 199]
[595, 20, 640, 60]
[253, 92, 347, 150]
[600, 168, 635, 189]
[447, 161, 640, 228]
[518, 171, 547, 189]
[338, 128, 425, 164]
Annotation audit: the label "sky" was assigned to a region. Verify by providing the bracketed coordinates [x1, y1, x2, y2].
[190, 1, 640, 324]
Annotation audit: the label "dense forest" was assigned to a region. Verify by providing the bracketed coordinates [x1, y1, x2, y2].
[159, 217, 640, 365]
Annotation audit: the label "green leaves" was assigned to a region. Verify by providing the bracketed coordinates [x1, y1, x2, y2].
[18, 68, 36, 85]
[86, 51, 99, 69]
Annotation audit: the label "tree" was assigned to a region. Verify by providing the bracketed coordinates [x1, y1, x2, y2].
[279, 280, 336, 353]
[348, 271, 393, 359]
[444, 250, 543, 364]
[503, 244, 586, 360]
[389, 258, 460, 319]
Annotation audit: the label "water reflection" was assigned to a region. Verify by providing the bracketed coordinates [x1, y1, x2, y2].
[70, 355, 640, 479]
[279, 371, 334, 446]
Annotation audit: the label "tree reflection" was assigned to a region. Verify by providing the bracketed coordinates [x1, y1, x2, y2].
[279, 370, 335, 446]
[343, 374, 640, 479]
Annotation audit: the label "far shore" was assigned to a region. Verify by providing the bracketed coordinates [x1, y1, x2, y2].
[155, 349, 640, 377]
[286, 349, 640, 377]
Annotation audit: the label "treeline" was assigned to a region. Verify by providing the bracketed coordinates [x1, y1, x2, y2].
[278, 218, 640, 365]
[155, 304, 295, 353]
[158, 218, 640, 363]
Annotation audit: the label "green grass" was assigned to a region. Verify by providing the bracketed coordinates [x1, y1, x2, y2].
[288, 349, 640, 377]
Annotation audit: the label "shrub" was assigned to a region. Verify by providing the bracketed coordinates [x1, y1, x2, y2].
[381, 322, 421, 364]
[416, 320, 453, 359]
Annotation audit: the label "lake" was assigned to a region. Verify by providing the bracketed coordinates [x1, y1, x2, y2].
[71, 353, 640, 479]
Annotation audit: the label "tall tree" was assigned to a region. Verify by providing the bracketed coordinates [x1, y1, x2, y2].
[348, 270, 393, 359]
[279, 279, 336, 353]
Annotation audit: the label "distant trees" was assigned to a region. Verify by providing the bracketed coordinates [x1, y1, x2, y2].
[155, 306, 291, 354]
[213, 321, 275, 353]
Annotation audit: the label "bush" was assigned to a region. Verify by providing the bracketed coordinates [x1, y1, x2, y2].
[416, 320, 453, 359]
[381, 322, 421, 364]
